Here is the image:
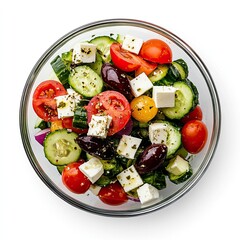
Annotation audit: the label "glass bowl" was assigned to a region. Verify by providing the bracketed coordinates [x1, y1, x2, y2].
[20, 18, 221, 216]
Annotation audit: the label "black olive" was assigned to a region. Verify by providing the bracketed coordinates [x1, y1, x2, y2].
[135, 144, 168, 174]
[101, 63, 133, 100]
[76, 136, 114, 160]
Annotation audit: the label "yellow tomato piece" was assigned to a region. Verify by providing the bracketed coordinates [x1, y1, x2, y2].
[50, 119, 63, 132]
[130, 95, 158, 123]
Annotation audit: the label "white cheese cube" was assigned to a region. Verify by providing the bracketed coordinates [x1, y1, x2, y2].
[149, 122, 168, 144]
[87, 115, 112, 138]
[152, 86, 177, 108]
[72, 42, 96, 64]
[55, 89, 82, 118]
[117, 165, 143, 192]
[122, 35, 144, 55]
[129, 72, 153, 97]
[79, 157, 104, 183]
[89, 184, 102, 195]
[117, 135, 142, 159]
[166, 155, 190, 176]
[137, 183, 160, 204]
[67, 88, 82, 105]
[55, 95, 75, 118]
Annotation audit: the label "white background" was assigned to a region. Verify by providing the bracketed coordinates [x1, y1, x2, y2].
[1, 0, 239, 239]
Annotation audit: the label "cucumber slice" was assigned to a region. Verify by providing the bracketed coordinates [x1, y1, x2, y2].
[169, 167, 193, 184]
[56, 165, 65, 174]
[44, 129, 81, 166]
[173, 59, 188, 80]
[73, 106, 88, 129]
[69, 65, 103, 98]
[148, 64, 169, 82]
[34, 117, 50, 130]
[89, 36, 117, 62]
[162, 81, 194, 119]
[87, 52, 103, 76]
[50, 55, 70, 88]
[153, 120, 181, 158]
[166, 59, 188, 81]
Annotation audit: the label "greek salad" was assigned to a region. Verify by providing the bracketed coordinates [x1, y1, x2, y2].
[33, 33, 208, 206]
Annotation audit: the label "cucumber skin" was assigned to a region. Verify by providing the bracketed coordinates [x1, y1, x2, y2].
[169, 167, 193, 184]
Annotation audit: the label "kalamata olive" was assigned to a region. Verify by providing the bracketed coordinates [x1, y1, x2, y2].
[101, 63, 133, 100]
[76, 136, 114, 160]
[135, 144, 167, 174]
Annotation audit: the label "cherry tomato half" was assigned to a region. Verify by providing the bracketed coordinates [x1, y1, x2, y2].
[62, 161, 91, 194]
[181, 120, 208, 154]
[98, 182, 128, 206]
[181, 106, 203, 124]
[134, 57, 157, 76]
[140, 39, 172, 64]
[86, 90, 131, 136]
[110, 43, 140, 72]
[32, 80, 67, 122]
[110, 43, 157, 75]
[130, 95, 158, 123]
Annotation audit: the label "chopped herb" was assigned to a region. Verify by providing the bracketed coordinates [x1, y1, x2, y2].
[132, 144, 137, 149]
[58, 101, 66, 108]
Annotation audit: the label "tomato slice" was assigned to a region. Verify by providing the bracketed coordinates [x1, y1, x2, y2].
[98, 182, 128, 206]
[110, 43, 157, 76]
[140, 39, 172, 64]
[62, 161, 91, 194]
[134, 57, 157, 76]
[62, 117, 88, 134]
[86, 90, 131, 136]
[181, 120, 208, 154]
[32, 80, 67, 122]
[110, 43, 140, 72]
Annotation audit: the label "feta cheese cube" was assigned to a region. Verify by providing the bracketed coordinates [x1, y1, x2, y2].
[79, 157, 104, 183]
[149, 122, 168, 144]
[166, 155, 190, 176]
[152, 86, 177, 108]
[87, 115, 112, 138]
[117, 135, 142, 159]
[89, 184, 102, 195]
[129, 72, 153, 97]
[67, 88, 82, 105]
[137, 183, 160, 204]
[122, 35, 144, 55]
[117, 165, 143, 192]
[72, 42, 96, 64]
[55, 88, 82, 118]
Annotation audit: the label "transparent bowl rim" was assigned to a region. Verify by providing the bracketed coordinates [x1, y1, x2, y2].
[19, 18, 221, 217]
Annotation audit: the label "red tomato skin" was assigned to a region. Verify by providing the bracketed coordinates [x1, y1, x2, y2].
[140, 39, 172, 64]
[86, 90, 131, 136]
[181, 120, 208, 154]
[181, 106, 203, 124]
[32, 80, 67, 122]
[110, 43, 140, 72]
[134, 57, 157, 76]
[62, 162, 91, 194]
[98, 182, 128, 206]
